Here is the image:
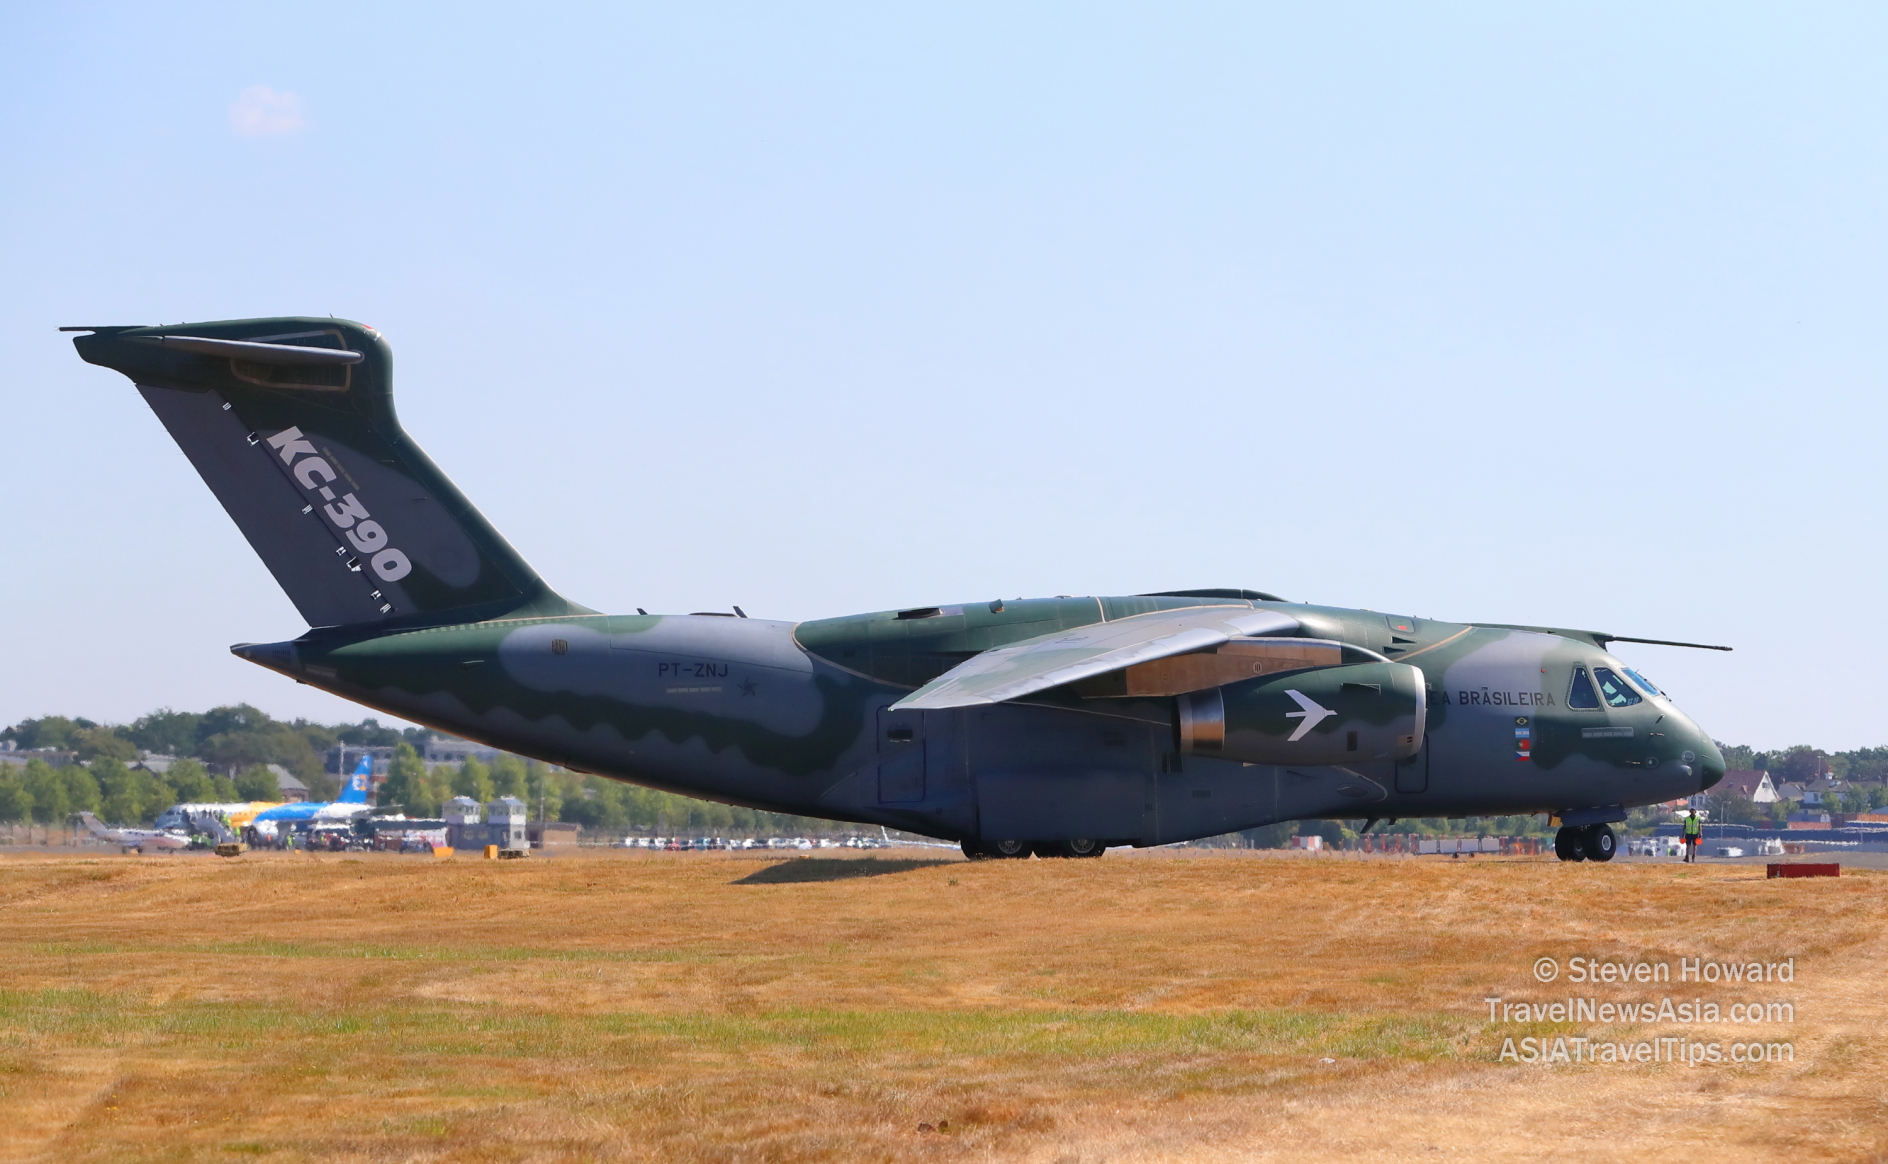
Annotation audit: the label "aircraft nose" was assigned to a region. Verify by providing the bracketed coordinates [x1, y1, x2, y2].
[1695, 736, 1726, 793]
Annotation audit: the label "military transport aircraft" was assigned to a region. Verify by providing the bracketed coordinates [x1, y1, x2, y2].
[69, 318, 1729, 864]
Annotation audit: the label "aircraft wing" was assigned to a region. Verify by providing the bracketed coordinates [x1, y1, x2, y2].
[890, 606, 1299, 710]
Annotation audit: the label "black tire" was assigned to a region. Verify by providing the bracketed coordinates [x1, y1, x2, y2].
[988, 838, 1031, 859]
[1063, 837, 1107, 858]
[959, 840, 991, 861]
[1582, 824, 1617, 863]
[1553, 827, 1586, 862]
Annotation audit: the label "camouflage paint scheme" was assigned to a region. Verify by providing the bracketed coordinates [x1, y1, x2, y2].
[71, 318, 1727, 848]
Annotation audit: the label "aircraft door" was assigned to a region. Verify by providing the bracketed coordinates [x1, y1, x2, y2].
[876, 707, 926, 803]
[1394, 736, 1429, 794]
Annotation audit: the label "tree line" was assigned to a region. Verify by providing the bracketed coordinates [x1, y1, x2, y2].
[1714, 743, 1888, 785]
[3, 707, 428, 803]
[0, 707, 859, 837]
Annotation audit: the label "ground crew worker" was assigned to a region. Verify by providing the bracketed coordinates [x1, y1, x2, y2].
[1682, 809, 1702, 862]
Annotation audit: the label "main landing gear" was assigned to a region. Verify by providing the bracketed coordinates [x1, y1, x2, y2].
[1554, 824, 1616, 863]
[961, 838, 1108, 860]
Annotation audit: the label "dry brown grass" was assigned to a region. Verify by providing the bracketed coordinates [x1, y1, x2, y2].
[0, 848, 1883, 1163]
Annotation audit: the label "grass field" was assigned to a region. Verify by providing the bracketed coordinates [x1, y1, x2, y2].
[1, 847, 1883, 1162]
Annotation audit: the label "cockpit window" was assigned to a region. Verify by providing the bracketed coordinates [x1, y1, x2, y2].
[1568, 667, 1600, 709]
[1623, 668, 1661, 697]
[1594, 667, 1642, 707]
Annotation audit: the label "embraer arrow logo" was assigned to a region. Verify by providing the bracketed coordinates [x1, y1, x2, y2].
[1284, 689, 1336, 742]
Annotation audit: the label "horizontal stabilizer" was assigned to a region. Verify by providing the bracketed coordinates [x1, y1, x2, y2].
[891, 606, 1298, 710]
[132, 334, 365, 365]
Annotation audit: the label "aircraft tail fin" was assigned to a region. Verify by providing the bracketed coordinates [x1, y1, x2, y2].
[70, 319, 593, 630]
[75, 811, 111, 839]
[338, 756, 372, 804]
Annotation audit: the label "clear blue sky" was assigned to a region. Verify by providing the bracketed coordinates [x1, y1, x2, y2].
[3, 4, 1883, 751]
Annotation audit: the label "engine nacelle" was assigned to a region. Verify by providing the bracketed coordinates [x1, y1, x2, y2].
[1176, 661, 1426, 766]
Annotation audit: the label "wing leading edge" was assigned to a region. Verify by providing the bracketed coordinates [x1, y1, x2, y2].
[889, 606, 1300, 710]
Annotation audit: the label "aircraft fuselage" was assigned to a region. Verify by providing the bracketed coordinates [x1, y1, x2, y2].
[237, 595, 1724, 846]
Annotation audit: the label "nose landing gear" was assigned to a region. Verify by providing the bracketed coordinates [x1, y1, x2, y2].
[1555, 824, 1616, 863]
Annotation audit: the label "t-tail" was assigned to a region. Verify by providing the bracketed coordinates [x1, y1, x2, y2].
[75, 812, 112, 840]
[339, 755, 372, 804]
[68, 319, 592, 630]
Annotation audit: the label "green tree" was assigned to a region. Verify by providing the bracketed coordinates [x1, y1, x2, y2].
[524, 762, 571, 821]
[23, 759, 69, 823]
[450, 757, 494, 803]
[1708, 789, 1757, 826]
[124, 709, 203, 756]
[377, 743, 441, 816]
[234, 766, 282, 802]
[1715, 742, 1757, 771]
[2, 716, 98, 751]
[561, 776, 630, 834]
[336, 718, 405, 747]
[95, 758, 173, 825]
[195, 704, 326, 787]
[59, 763, 101, 815]
[70, 727, 139, 764]
[161, 759, 217, 803]
[0, 771, 32, 823]
[1765, 746, 1828, 784]
[1836, 746, 1888, 784]
[490, 755, 529, 800]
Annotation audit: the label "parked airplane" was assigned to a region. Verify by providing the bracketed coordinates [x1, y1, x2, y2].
[77, 812, 190, 853]
[249, 757, 376, 826]
[153, 801, 281, 832]
[70, 318, 1730, 864]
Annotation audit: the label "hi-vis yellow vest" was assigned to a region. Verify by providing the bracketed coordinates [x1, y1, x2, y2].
[1684, 816, 1701, 837]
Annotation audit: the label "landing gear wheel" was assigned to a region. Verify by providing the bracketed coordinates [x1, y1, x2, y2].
[988, 838, 1031, 859]
[959, 840, 991, 861]
[1582, 824, 1617, 863]
[1062, 838, 1106, 858]
[1554, 827, 1586, 862]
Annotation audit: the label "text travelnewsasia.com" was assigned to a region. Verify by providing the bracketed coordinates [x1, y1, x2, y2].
[1486, 997, 1794, 1024]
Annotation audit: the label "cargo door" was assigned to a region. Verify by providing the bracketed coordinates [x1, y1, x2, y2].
[876, 707, 926, 803]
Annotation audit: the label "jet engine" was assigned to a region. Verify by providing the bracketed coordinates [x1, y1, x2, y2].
[1176, 660, 1426, 766]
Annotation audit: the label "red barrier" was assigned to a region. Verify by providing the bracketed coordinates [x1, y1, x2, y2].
[1767, 863, 1840, 878]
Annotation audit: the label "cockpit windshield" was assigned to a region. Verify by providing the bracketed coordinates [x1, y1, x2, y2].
[1623, 668, 1661, 697]
[1568, 667, 1600, 709]
[1593, 667, 1642, 708]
